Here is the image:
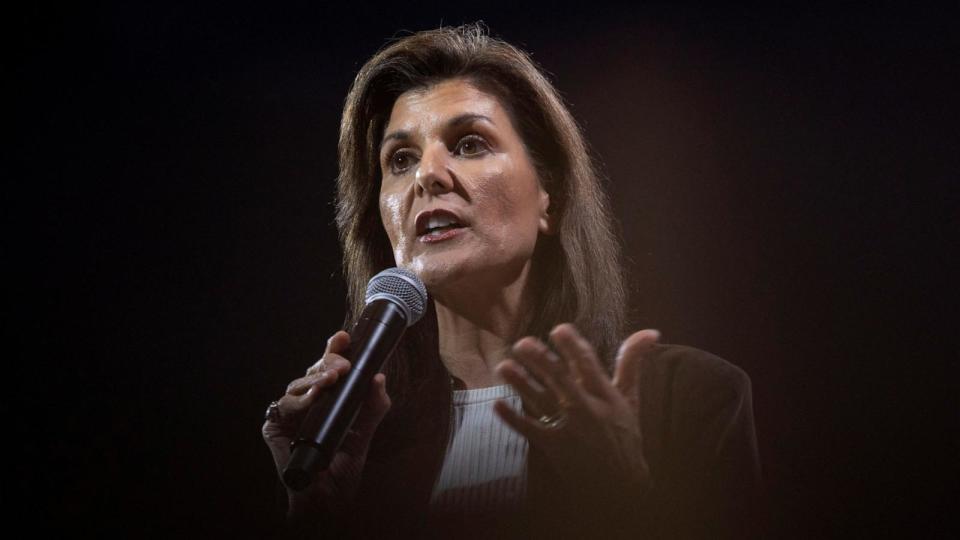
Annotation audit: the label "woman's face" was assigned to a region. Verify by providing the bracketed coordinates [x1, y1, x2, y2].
[378, 78, 552, 296]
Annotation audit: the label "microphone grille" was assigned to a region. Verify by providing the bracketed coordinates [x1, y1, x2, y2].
[365, 267, 428, 327]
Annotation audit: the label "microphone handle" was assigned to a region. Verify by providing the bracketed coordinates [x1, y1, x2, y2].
[283, 300, 406, 491]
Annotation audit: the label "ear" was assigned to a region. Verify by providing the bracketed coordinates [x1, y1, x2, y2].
[537, 186, 556, 235]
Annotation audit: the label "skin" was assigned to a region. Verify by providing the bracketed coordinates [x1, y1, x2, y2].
[262, 78, 661, 514]
[377, 79, 552, 388]
[494, 324, 661, 496]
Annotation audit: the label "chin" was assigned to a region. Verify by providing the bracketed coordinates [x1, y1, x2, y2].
[407, 256, 472, 293]
[406, 250, 532, 298]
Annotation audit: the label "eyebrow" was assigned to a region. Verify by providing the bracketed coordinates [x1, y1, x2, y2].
[379, 113, 495, 151]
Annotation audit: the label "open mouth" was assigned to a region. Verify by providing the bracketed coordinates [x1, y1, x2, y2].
[415, 209, 467, 239]
[421, 215, 463, 236]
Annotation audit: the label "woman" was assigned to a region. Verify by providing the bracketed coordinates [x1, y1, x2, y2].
[263, 24, 760, 539]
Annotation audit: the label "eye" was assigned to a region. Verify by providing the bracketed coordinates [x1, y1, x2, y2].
[454, 134, 489, 157]
[388, 149, 418, 175]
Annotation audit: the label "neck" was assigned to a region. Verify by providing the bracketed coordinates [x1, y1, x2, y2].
[432, 263, 534, 390]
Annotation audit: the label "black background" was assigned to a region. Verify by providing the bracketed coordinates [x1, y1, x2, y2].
[16, 2, 957, 538]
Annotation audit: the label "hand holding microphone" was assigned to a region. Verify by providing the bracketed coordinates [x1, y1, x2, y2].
[261, 330, 388, 516]
[261, 268, 427, 511]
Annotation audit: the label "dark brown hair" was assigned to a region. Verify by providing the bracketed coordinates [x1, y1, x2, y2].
[335, 23, 626, 400]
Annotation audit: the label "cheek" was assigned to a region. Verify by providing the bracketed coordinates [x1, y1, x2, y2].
[472, 169, 543, 259]
[379, 192, 406, 246]
[478, 162, 542, 229]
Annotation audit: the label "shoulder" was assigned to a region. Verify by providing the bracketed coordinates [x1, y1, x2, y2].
[639, 343, 761, 485]
[644, 343, 751, 399]
[638, 343, 755, 440]
[639, 344, 762, 538]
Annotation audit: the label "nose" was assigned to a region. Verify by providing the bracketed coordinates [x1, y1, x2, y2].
[414, 142, 454, 197]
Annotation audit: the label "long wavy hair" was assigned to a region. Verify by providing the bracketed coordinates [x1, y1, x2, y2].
[335, 23, 626, 403]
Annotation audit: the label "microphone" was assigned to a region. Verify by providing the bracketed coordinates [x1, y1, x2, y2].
[283, 267, 427, 491]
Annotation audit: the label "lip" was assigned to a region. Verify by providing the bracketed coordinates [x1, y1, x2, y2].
[419, 226, 467, 244]
[414, 208, 468, 240]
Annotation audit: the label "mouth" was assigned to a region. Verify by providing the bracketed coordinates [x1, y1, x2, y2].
[415, 208, 467, 242]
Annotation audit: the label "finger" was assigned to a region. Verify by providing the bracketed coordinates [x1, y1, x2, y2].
[287, 365, 344, 396]
[496, 359, 552, 416]
[493, 399, 553, 446]
[265, 369, 347, 466]
[341, 374, 392, 456]
[277, 371, 339, 422]
[326, 330, 351, 355]
[307, 331, 352, 375]
[358, 373, 392, 424]
[305, 359, 325, 376]
[549, 324, 611, 398]
[286, 373, 328, 396]
[612, 329, 660, 402]
[305, 355, 351, 379]
[511, 337, 587, 411]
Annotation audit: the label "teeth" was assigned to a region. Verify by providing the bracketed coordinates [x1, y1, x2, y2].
[427, 215, 457, 230]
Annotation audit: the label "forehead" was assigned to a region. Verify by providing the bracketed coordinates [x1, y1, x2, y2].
[385, 79, 508, 133]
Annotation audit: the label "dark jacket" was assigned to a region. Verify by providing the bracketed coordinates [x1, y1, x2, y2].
[299, 344, 761, 539]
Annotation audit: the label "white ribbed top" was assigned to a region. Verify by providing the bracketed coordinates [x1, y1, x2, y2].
[429, 384, 529, 512]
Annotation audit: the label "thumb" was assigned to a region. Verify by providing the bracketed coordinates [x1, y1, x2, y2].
[364, 373, 392, 421]
[348, 374, 392, 446]
[612, 329, 660, 398]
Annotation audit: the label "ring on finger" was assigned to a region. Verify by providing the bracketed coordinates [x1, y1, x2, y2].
[265, 400, 283, 423]
[537, 409, 568, 430]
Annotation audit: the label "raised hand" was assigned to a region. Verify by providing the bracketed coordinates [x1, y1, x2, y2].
[494, 323, 660, 496]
